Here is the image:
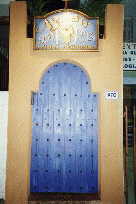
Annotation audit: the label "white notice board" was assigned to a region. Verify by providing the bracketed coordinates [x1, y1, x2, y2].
[123, 43, 136, 71]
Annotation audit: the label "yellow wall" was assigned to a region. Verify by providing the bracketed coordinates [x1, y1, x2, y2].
[6, 2, 124, 204]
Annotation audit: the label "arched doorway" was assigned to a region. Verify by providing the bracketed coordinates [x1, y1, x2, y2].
[30, 62, 99, 193]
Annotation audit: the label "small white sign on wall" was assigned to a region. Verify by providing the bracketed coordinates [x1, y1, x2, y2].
[105, 91, 119, 100]
[123, 43, 136, 70]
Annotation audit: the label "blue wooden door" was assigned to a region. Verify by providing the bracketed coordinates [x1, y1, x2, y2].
[30, 62, 98, 193]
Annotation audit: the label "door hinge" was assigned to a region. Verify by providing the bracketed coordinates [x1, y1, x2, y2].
[31, 91, 36, 105]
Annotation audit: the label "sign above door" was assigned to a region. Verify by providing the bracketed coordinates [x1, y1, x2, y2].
[34, 9, 99, 51]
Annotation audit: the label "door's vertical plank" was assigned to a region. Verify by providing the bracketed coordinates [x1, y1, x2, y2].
[85, 94, 92, 193]
[30, 92, 40, 192]
[65, 65, 80, 192]
[58, 63, 68, 192]
[64, 65, 72, 192]
[91, 94, 98, 193]
[63, 63, 71, 192]
[48, 66, 57, 192]
[43, 68, 52, 192]
[69, 66, 79, 192]
[37, 92, 44, 192]
[77, 70, 87, 193]
[53, 65, 65, 192]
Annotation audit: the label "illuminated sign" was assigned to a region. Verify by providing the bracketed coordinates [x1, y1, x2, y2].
[34, 9, 99, 51]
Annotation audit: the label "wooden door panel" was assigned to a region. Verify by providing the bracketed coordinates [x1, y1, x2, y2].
[30, 62, 99, 193]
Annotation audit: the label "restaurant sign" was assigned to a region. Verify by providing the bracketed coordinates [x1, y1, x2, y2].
[123, 43, 136, 70]
[34, 9, 99, 51]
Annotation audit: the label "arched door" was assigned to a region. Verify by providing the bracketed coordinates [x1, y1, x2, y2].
[30, 62, 98, 193]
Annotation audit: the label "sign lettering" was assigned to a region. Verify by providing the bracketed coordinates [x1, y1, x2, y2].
[34, 9, 99, 51]
[105, 91, 119, 100]
[123, 43, 136, 70]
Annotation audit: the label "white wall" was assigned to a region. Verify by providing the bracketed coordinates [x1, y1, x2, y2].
[0, 91, 8, 199]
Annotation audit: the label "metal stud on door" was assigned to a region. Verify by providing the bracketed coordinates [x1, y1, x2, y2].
[30, 62, 99, 193]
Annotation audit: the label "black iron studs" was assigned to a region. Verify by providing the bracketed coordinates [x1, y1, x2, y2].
[80, 186, 83, 190]
[34, 185, 37, 189]
[91, 170, 94, 174]
[45, 186, 48, 190]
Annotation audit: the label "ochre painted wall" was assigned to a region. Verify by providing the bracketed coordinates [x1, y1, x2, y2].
[6, 2, 124, 204]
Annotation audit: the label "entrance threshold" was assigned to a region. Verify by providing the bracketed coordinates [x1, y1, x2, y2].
[29, 192, 100, 201]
